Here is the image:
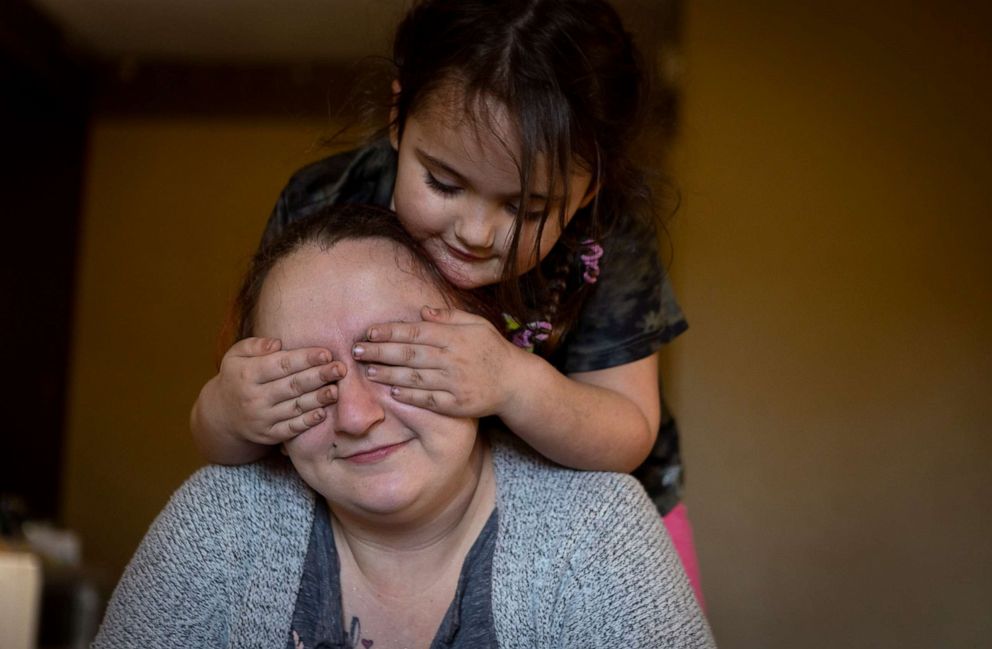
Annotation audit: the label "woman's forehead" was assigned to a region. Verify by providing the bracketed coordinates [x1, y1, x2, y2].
[257, 240, 443, 343]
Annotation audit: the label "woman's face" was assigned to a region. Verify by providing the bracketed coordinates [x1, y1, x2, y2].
[390, 88, 595, 289]
[254, 239, 481, 521]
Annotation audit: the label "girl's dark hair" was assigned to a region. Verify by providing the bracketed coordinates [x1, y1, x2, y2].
[390, 0, 657, 351]
[233, 204, 495, 340]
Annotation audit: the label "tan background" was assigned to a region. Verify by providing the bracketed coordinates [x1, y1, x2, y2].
[61, 1, 990, 648]
[62, 118, 331, 582]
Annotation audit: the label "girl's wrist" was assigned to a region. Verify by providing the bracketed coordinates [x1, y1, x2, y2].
[496, 341, 547, 419]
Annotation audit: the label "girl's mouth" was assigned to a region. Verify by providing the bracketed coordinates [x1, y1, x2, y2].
[444, 242, 494, 263]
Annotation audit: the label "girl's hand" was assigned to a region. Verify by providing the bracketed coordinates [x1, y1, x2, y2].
[211, 337, 347, 444]
[353, 306, 523, 418]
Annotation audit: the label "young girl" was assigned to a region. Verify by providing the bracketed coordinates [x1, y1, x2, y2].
[191, 0, 703, 604]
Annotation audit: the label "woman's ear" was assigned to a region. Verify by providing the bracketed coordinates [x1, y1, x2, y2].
[389, 79, 402, 151]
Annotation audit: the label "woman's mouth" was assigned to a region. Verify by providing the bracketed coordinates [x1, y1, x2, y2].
[340, 439, 412, 465]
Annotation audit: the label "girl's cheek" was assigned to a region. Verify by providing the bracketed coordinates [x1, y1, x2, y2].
[394, 203, 435, 239]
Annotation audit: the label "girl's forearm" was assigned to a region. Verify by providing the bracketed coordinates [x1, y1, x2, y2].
[498, 353, 658, 472]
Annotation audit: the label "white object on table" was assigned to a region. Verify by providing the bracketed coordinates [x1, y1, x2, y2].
[0, 550, 42, 649]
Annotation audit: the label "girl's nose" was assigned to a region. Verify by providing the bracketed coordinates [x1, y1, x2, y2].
[453, 203, 499, 251]
[333, 374, 385, 437]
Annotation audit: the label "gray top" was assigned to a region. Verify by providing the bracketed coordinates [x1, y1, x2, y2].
[287, 502, 498, 648]
[93, 434, 715, 648]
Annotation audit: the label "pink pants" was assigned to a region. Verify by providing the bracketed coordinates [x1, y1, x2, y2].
[661, 502, 706, 610]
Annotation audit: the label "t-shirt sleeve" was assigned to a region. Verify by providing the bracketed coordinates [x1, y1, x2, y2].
[559, 214, 688, 374]
[260, 151, 355, 248]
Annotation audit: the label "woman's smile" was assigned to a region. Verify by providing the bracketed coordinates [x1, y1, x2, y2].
[338, 438, 413, 465]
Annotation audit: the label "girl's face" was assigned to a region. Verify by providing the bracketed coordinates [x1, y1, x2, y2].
[390, 90, 596, 289]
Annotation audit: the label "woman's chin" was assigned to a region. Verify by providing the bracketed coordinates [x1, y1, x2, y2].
[330, 479, 425, 520]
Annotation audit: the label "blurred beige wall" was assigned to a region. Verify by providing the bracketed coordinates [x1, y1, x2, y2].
[61, 118, 329, 581]
[669, 1, 991, 648]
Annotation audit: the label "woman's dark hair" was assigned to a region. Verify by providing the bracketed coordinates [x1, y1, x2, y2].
[234, 204, 495, 340]
[390, 0, 657, 351]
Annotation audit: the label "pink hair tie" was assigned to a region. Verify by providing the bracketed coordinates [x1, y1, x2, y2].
[504, 315, 552, 353]
[580, 239, 604, 284]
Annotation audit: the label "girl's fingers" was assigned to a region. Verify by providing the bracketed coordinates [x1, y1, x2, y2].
[272, 385, 338, 422]
[269, 361, 346, 402]
[364, 320, 447, 346]
[256, 347, 335, 383]
[388, 386, 458, 414]
[352, 341, 443, 367]
[229, 336, 281, 357]
[267, 406, 328, 441]
[363, 364, 448, 390]
[420, 305, 485, 325]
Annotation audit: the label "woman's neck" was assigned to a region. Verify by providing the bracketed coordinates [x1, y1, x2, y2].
[329, 440, 496, 598]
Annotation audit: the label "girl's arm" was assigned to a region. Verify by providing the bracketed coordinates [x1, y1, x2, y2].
[355, 307, 659, 472]
[501, 351, 660, 472]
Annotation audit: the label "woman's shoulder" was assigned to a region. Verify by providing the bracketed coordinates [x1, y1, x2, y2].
[93, 459, 315, 647]
[488, 434, 714, 647]
[180, 456, 308, 502]
[163, 458, 314, 538]
[491, 433, 656, 528]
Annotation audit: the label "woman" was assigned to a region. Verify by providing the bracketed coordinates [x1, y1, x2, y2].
[94, 205, 713, 649]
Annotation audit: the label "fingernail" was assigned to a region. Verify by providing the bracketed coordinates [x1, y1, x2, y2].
[425, 306, 439, 317]
[266, 338, 279, 351]
[352, 344, 364, 358]
[367, 327, 379, 341]
[318, 352, 330, 364]
[365, 365, 377, 377]
[390, 386, 400, 396]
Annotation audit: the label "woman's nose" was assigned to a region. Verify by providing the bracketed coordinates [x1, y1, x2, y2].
[333, 374, 385, 436]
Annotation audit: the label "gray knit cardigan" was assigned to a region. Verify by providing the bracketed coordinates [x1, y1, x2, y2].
[93, 435, 715, 648]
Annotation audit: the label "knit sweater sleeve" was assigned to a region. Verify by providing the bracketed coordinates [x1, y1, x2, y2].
[92, 460, 315, 649]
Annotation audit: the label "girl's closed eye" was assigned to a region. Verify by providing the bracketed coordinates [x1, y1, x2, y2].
[504, 202, 546, 221]
[423, 170, 461, 197]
